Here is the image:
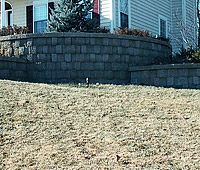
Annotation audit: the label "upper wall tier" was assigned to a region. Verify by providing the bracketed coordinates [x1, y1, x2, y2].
[0, 33, 172, 83]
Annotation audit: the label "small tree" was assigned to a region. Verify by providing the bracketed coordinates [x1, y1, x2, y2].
[48, 0, 93, 32]
[170, 10, 198, 50]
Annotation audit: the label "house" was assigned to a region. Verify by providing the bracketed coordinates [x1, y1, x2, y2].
[0, 0, 198, 53]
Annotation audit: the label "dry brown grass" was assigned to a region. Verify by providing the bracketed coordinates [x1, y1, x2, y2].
[0, 80, 200, 170]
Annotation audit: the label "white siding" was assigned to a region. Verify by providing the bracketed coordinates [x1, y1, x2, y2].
[171, 0, 183, 53]
[171, 0, 197, 53]
[130, 0, 172, 36]
[5, 0, 198, 53]
[7, 0, 28, 26]
[6, 0, 56, 27]
[100, 0, 112, 29]
[110, 0, 197, 53]
[186, 0, 197, 48]
[7, 0, 115, 30]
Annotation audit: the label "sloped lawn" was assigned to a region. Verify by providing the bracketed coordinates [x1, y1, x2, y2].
[0, 80, 200, 169]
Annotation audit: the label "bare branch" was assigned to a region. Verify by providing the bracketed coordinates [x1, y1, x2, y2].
[171, 9, 198, 50]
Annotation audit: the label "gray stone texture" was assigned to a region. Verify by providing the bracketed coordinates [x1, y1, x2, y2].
[65, 54, 72, 62]
[56, 45, 63, 54]
[130, 64, 200, 88]
[52, 54, 57, 62]
[0, 32, 174, 84]
[43, 46, 48, 54]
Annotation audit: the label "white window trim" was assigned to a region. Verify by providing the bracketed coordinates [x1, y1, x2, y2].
[118, 0, 120, 28]
[0, 1, 13, 27]
[118, 0, 131, 28]
[5, 9, 13, 26]
[112, 0, 116, 30]
[194, 0, 198, 49]
[110, 0, 114, 33]
[128, 0, 131, 28]
[182, 0, 186, 24]
[33, 0, 48, 33]
[158, 15, 168, 38]
[182, 0, 187, 48]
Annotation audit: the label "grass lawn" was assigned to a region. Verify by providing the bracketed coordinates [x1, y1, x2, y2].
[0, 80, 200, 169]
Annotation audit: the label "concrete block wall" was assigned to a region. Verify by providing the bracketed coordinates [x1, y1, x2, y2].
[0, 56, 27, 81]
[0, 33, 171, 84]
[130, 64, 200, 89]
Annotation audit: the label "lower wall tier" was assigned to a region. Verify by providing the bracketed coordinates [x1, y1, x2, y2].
[130, 64, 200, 89]
[0, 56, 27, 81]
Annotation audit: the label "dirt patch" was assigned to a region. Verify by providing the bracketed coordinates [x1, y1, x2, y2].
[0, 80, 200, 169]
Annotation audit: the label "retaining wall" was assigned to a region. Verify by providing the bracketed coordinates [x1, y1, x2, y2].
[130, 64, 200, 89]
[0, 56, 27, 81]
[0, 32, 171, 83]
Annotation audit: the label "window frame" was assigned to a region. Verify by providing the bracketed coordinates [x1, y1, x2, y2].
[120, 12, 128, 29]
[34, 19, 48, 33]
[0, 1, 13, 27]
[118, 0, 131, 29]
[33, 0, 48, 33]
[158, 15, 168, 38]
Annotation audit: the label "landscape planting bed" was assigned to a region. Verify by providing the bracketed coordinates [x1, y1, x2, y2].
[0, 80, 200, 169]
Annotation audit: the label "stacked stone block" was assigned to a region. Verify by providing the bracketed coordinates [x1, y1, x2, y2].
[0, 33, 171, 84]
[0, 56, 27, 81]
[130, 64, 200, 88]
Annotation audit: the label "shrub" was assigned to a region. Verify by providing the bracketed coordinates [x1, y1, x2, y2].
[77, 18, 110, 33]
[0, 25, 29, 36]
[173, 46, 200, 63]
[84, 26, 110, 33]
[113, 27, 150, 37]
[113, 28, 172, 43]
[191, 49, 200, 62]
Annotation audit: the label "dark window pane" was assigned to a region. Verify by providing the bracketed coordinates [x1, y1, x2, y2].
[5, 2, 12, 10]
[121, 12, 128, 28]
[26, 5, 33, 33]
[160, 19, 166, 38]
[8, 11, 12, 26]
[34, 20, 47, 33]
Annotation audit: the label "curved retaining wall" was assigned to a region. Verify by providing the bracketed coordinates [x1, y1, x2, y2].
[130, 64, 200, 89]
[0, 33, 171, 84]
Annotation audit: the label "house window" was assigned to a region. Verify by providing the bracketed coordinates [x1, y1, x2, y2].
[121, 13, 128, 28]
[159, 16, 168, 38]
[34, 5, 47, 33]
[0, 2, 13, 27]
[120, 0, 128, 28]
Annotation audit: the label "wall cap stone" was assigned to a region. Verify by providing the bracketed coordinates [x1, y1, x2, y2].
[129, 63, 200, 72]
[0, 32, 171, 48]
